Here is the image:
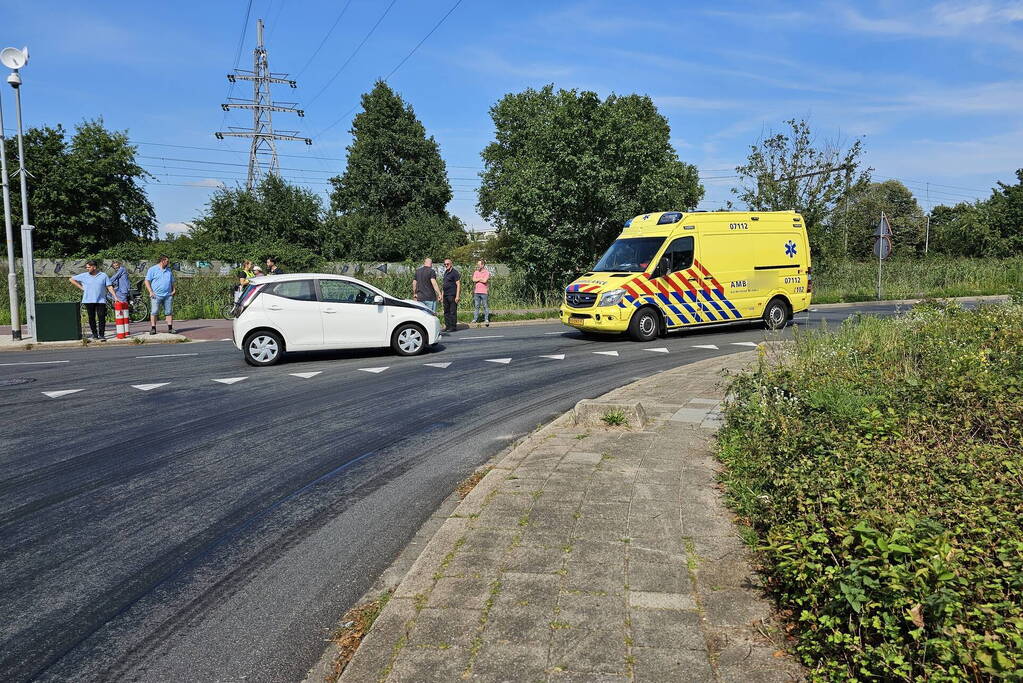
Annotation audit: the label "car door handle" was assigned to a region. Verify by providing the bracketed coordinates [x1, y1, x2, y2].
[267, 305, 283, 310]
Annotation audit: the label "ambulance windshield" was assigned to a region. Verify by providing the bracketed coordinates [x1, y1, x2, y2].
[593, 237, 665, 272]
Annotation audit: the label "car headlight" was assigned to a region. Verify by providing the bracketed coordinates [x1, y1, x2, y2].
[598, 289, 627, 307]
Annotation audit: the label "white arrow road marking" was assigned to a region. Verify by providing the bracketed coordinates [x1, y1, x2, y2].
[136, 353, 199, 359]
[132, 383, 169, 391]
[359, 367, 389, 374]
[424, 362, 451, 368]
[539, 354, 565, 360]
[213, 377, 248, 384]
[485, 358, 512, 364]
[0, 360, 70, 367]
[731, 342, 759, 347]
[289, 372, 322, 379]
[643, 347, 669, 353]
[592, 351, 619, 357]
[42, 389, 83, 398]
[692, 344, 719, 350]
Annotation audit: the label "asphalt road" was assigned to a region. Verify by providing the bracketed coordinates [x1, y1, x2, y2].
[0, 301, 920, 681]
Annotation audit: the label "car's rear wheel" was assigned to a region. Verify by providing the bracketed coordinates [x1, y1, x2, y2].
[244, 330, 284, 366]
[763, 297, 789, 331]
[628, 307, 659, 342]
[392, 323, 426, 356]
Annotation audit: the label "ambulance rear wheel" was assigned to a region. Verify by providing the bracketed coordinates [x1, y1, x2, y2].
[628, 308, 659, 342]
[763, 298, 789, 331]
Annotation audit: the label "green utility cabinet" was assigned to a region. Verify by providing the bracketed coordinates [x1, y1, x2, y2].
[36, 302, 82, 341]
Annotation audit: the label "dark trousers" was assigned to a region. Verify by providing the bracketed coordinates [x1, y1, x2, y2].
[443, 295, 458, 330]
[85, 302, 107, 337]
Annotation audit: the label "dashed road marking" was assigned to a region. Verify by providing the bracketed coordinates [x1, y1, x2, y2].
[42, 389, 83, 399]
[731, 342, 759, 347]
[592, 351, 619, 357]
[643, 347, 669, 353]
[213, 377, 248, 384]
[132, 383, 169, 391]
[0, 360, 70, 367]
[424, 362, 451, 369]
[485, 358, 512, 364]
[543, 331, 565, 335]
[359, 367, 389, 374]
[692, 344, 719, 350]
[539, 354, 565, 360]
[289, 372, 322, 379]
[136, 353, 199, 359]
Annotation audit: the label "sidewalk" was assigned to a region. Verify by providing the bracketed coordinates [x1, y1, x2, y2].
[334, 349, 802, 682]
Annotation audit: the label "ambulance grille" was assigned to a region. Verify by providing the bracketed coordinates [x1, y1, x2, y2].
[565, 292, 597, 308]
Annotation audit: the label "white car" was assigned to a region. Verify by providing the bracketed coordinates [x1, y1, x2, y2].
[232, 273, 442, 366]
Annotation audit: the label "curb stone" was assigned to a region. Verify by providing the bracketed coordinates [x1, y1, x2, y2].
[0, 332, 190, 352]
[325, 348, 804, 683]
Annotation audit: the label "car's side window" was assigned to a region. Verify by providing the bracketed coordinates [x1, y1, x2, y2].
[266, 279, 316, 301]
[663, 236, 694, 273]
[320, 280, 375, 304]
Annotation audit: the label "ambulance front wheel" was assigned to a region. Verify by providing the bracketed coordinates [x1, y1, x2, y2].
[763, 297, 790, 331]
[628, 308, 660, 342]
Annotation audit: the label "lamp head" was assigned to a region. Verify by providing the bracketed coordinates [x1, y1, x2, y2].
[0, 47, 28, 70]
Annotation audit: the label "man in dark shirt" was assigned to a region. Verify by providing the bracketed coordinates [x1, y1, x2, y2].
[266, 257, 284, 275]
[441, 258, 461, 333]
[412, 258, 441, 314]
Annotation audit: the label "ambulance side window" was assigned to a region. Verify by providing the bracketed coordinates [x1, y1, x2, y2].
[662, 236, 694, 273]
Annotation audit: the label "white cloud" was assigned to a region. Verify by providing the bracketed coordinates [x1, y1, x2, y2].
[840, 1, 1023, 42]
[457, 48, 577, 80]
[163, 222, 192, 234]
[654, 96, 744, 111]
[186, 179, 226, 188]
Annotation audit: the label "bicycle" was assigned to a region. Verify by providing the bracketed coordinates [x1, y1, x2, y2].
[79, 289, 151, 332]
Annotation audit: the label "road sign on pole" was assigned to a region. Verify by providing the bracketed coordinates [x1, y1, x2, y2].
[874, 212, 892, 300]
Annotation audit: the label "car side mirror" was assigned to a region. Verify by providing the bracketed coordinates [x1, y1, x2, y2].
[373, 294, 384, 305]
[653, 257, 670, 279]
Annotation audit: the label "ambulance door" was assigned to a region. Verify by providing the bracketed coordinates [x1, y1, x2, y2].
[651, 235, 697, 327]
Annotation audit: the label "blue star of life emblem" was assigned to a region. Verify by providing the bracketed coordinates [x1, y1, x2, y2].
[785, 240, 797, 258]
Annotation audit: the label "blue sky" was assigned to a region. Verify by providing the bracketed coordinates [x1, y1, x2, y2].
[4, 1, 1022, 237]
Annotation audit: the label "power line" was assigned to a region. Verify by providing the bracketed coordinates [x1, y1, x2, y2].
[305, 0, 399, 107]
[313, 0, 464, 138]
[294, 0, 355, 78]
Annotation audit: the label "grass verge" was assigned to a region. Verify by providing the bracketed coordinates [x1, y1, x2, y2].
[327, 590, 393, 682]
[717, 300, 1023, 680]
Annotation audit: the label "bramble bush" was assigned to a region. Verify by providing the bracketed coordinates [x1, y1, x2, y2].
[718, 302, 1023, 680]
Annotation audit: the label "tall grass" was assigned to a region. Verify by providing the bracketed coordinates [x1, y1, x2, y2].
[813, 257, 1023, 303]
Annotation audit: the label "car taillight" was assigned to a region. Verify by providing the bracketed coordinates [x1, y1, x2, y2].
[806, 266, 813, 293]
[233, 284, 264, 315]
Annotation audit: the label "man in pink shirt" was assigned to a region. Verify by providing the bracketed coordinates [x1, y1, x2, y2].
[471, 259, 491, 327]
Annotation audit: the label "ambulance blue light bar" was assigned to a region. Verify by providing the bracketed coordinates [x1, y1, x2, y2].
[624, 218, 633, 227]
[657, 212, 683, 225]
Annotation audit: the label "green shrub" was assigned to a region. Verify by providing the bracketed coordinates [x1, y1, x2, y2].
[718, 302, 1023, 680]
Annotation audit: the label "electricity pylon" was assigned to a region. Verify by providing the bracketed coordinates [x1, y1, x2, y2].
[216, 19, 311, 190]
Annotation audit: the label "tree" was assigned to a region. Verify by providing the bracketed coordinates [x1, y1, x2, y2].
[731, 118, 870, 259]
[477, 85, 703, 292]
[987, 169, 1023, 256]
[927, 170, 1023, 258]
[320, 212, 466, 262]
[329, 81, 452, 222]
[190, 173, 324, 250]
[843, 180, 924, 257]
[3, 119, 156, 255]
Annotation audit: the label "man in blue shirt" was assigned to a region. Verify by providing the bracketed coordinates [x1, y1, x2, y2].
[69, 260, 116, 340]
[145, 255, 176, 335]
[109, 259, 131, 303]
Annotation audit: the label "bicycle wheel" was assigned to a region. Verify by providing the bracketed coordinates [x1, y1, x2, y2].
[129, 296, 150, 323]
[220, 302, 236, 320]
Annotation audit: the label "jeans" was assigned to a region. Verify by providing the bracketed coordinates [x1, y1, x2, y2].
[85, 302, 107, 338]
[150, 294, 173, 316]
[419, 299, 437, 313]
[443, 295, 458, 330]
[472, 293, 490, 323]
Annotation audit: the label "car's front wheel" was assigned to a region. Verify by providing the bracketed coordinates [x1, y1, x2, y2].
[392, 323, 427, 356]
[244, 330, 284, 366]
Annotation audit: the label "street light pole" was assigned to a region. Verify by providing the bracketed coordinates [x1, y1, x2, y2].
[0, 85, 21, 339]
[5, 60, 34, 338]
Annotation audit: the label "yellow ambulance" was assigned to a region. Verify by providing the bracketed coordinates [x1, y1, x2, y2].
[560, 210, 812, 341]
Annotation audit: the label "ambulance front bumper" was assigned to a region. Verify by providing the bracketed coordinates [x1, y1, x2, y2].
[559, 304, 631, 333]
